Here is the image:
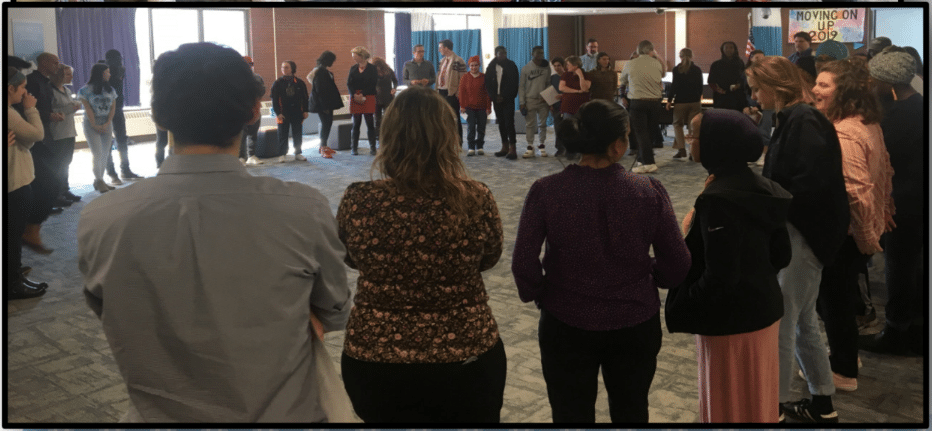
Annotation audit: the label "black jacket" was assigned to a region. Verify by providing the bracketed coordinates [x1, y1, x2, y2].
[763, 103, 850, 266]
[347, 63, 378, 96]
[484, 58, 519, 101]
[270, 75, 309, 118]
[665, 167, 792, 336]
[308, 67, 344, 113]
[668, 63, 703, 104]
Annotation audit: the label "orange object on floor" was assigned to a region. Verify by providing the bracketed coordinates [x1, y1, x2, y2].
[320, 146, 335, 159]
[22, 224, 53, 255]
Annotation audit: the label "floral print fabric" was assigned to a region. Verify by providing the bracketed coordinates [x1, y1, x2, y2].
[337, 180, 503, 363]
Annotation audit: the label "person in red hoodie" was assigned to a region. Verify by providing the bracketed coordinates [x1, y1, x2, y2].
[458, 55, 492, 156]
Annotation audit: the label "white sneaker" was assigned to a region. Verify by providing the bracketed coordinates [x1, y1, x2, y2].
[278, 155, 286, 163]
[632, 163, 658, 174]
[295, 154, 307, 161]
[246, 156, 264, 165]
[756, 154, 765, 166]
[466, 149, 475, 156]
[239, 157, 247, 166]
[539, 149, 548, 157]
[522, 148, 535, 158]
[477, 149, 485, 155]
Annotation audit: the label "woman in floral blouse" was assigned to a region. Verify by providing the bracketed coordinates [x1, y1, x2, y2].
[337, 85, 505, 423]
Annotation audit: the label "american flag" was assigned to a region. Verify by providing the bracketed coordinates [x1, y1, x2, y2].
[746, 27, 756, 57]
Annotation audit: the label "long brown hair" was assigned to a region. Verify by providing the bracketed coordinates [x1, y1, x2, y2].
[746, 56, 815, 110]
[372, 85, 482, 218]
[817, 59, 883, 124]
[370, 56, 394, 77]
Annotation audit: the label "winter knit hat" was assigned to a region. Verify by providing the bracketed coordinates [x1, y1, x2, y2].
[815, 40, 849, 60]
[468, 55, 481, 65]
[869, 51, 916, 85]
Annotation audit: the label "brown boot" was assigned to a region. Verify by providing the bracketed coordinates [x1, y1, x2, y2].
[22, 224, 53, 255]
[505, 143, 518, 160]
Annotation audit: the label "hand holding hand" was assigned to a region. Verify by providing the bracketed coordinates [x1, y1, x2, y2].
[665, 101, 672, 111]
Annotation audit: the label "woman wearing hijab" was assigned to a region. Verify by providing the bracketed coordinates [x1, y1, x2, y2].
[665, 109, 792, 423]
[708, 41, 748, 112]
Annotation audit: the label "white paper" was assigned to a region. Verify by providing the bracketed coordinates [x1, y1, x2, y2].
[540, 86, 559, 106]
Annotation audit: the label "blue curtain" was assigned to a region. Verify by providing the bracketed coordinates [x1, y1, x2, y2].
[498, 27, 549, 116]
[57, 8, 140, 107]
[394, 13, 412, 82]
[412, 30, 482, 78]
[752, 27, 782, 57]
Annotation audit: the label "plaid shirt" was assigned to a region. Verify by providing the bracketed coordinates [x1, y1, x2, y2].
[834, 116, 895, 252]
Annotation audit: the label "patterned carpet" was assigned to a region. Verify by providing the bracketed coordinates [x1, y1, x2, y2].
[6, 123, 926, 424]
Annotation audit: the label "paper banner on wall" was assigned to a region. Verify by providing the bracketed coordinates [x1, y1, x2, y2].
[788, 9, 865, 43]
[12, 21, 45, 63]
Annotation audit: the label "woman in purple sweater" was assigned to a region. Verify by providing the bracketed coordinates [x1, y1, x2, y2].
[512, 99, 691, 423]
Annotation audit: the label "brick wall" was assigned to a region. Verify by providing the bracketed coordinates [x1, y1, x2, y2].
[249, 8, 385, 101]
[585, 12, 673, 71]
[547, 15, 576, 61]
[686, 9, 752, 73]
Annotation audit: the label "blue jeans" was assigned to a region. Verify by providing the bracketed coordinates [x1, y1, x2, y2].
[777, 222, 835, 401]
[465, 108, 487, 150]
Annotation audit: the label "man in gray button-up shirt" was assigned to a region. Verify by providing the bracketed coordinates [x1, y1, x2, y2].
[78, 42, 353, 423]
[402, 44, 436, 88]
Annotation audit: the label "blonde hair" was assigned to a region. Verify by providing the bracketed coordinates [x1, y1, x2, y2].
[372, 85, 482, 218]
[746, 56, 814, 110]
[677, 48, 693, 74]
[351, 46, 371, 60]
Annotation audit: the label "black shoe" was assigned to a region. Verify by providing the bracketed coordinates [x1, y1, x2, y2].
[49, 207, 64, 215]
[22, 277, 48, 290]
[54, 196, 73, 207]
[370, 147, 377, 156]
[673, 148, 687, 159]
[21, 266, 31, 277]
[780, 399, 839, 423]
[121, 170, 142, 180]
[8, 280, 46, 300]
[63, 191, 82, 202]
[505, 152, 517, 160]
[859, 327, 916, 356]
[494, 148, 509, 157]
[351, 149, 359, 156]
[554, 149, 566, 158]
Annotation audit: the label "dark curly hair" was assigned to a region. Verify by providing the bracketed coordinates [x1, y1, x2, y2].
[557, 99, 630, 156]
[151, 42, 264, 148]
[817, 58, 883, 125]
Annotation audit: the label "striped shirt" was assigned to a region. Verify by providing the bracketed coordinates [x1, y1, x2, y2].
[833, 116, 895, 252]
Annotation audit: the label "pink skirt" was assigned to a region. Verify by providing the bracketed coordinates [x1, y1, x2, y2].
[695, 319, 780, 423]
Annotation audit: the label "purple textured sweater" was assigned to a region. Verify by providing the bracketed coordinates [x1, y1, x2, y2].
[512, 163, 691, 331]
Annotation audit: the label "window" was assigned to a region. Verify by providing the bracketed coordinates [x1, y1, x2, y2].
[134, 8, 249, 108]
[873, 8, 924, 64]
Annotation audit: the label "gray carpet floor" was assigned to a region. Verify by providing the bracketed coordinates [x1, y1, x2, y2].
[6, 124, 926, 424]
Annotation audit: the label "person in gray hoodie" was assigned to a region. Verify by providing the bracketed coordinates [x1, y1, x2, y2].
[519, 46, 552, 158]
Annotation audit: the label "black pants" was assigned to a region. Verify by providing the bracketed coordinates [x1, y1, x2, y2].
[465, 108, 487, 150]
[341, 338, 506, 423]
[439, 89, 463, 144]
[277, 115, 303, 156]
[318, 110, 334, 147]
[155, 128, 169, 169]
[239, 116, 261, 159]
[106, 106, 131, 175]
[884, 212, 924, 330]
[493, 100, 516, 146]
[629, 99, 662, 165]
[352, 113, 375, 151]
[817, 236, 870, 378]
[49, 137, 76, 194]
[27, 141, 57, 224]
[7, 185, 32, 288]
[374, 104, 388, 142]
[539, 310, 661, 423]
